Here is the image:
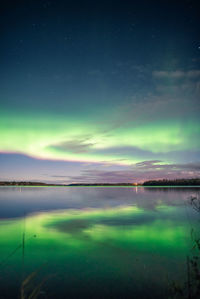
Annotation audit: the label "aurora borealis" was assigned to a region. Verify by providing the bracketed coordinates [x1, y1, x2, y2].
[1, 1, 200, 183]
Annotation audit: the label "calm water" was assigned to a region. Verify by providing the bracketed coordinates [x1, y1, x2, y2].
[0, 186, 199, 298]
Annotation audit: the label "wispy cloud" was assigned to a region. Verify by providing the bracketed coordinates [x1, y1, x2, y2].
[153, 70, 200, 79]
[63, 161, 200, 183]
[49, 136, 95, 154]
[133, 160, 200, 171]
[109, 68, 200, 134]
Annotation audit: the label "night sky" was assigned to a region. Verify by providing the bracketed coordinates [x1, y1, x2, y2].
[0, 0, 200, 183]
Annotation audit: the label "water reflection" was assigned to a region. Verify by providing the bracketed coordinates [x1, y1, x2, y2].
[0, 186, 199, 219]
[0, 187, 199, 298]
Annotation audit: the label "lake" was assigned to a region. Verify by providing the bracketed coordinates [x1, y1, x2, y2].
[0, 186, 199, 298]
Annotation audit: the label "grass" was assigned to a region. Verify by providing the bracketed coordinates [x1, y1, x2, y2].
[170, 195, 200, 299]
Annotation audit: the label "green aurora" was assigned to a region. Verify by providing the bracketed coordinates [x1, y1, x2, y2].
[0, 111, 199, 165]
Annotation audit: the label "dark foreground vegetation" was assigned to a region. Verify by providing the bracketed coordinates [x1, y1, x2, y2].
[143, 178, 200, 186]
[0, 181, 62, 186]
[171, 195, 200, 299]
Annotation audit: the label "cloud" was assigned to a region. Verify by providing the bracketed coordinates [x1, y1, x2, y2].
[109, 68, 200, 133]
[135, 160, 162, 167]
[153, 70, 200, 79]
[50, 175, 69, 178]
[64, 161, 200, 183]
[112, 94, 199, 129]
[152, 69, 200, 97]
[133, 161, 200, 171]
[49, 136, 95, 154]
